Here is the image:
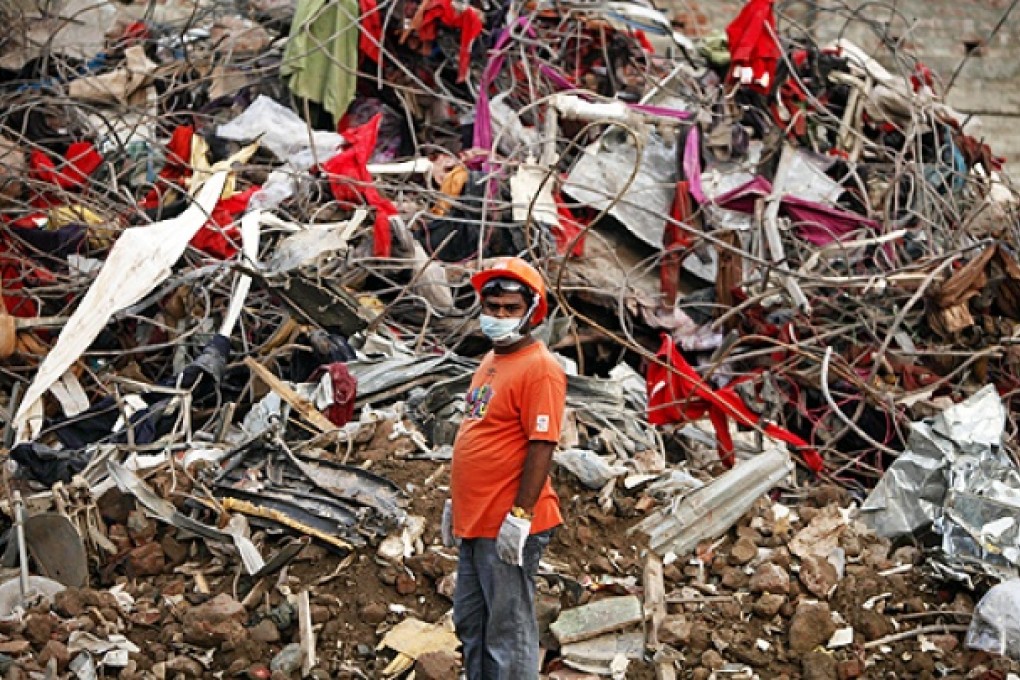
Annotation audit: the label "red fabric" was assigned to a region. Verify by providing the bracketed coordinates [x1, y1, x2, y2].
[322, 114, 396, 257]
[661, 181, 695, 306]
[553, 193, 586, 257]
[359, 0, 383, 64]
[634, 30, 654, 54]
[725, 0, 780, 93]
[311, 362, 358, 426]
[29, 142, 103, 191]
[189, 186, 260, 258]
[417, 0, 482, 82]
[647, 335, 824, 473]
[140, 125, 194, 210]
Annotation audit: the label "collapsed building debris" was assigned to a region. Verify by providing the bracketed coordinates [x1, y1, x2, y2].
[1, 0, 1020, 676]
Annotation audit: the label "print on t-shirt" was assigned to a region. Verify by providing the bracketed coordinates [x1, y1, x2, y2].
[465, 384, 495, 419]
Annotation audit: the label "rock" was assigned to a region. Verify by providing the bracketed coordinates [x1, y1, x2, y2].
[270, 644, 302, 674]
[23, 613, 53, 647]
[182, 594, 247, 647]
[700, 649, 724, 670]
[891, 545, 920, 565]
[789, 602, 836, 653]
[249, 619, 280, 644]
[436, 573, 456, 600]
[126, 510, 156, 544]
[837, 657, 863, 679]
[855, 610, 891, 641]
[161, 534, 189, 566]
[659, 615, 692, 646]
[414, 650, 459, 680]
[359, 602, 387, 626]
[802, 650, 838, 680]
[165, 655, 204, 678]
[0, 641, 30, 655]
[750, 562, 789, 594]
[128, 542, 166, 576]
[927, 633, 958, 653]
[800, 555, 839, 599]
[97, 488, 134, 525]
[53, 589, 85, 619]
[753, 593, 786, 618]
[378, 567, 398, 586]
[729, 537, 758, 565]
[721, 567, 748, 590]
[37, 640, 69, 672]
[395, 572, 417, 595]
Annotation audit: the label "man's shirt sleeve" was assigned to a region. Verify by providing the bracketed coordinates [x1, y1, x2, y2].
[521, 364, 567, 443]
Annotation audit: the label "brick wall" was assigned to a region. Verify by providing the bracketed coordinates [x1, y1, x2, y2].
[659, 0, 1020, 172]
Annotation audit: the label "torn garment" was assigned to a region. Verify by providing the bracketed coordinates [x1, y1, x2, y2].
[646, 335, 823, 473]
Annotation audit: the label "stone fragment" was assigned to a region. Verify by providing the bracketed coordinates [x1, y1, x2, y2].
[415, 650, 460, 680]
[855, 610, 891, 641]
[182, 594, 247, 647]
[753, 593, 786, 618]
[837, 657, 863, 679]
[270, 643, 303, 674]
[395, 572, 417, 595]
[700, 649, 724, 670]
[550, 595, 643, 645]
[789, 601, 836, 653]
[749, 562, 789, 594]
[249, 619, 280, 644]
[800, 555, 839, 599]
[126, 510, 156, 544]
[53, 589, 85, 618]
[659, 615, 692, 646]
[801, 650, 838, 680]
[165, 655, 204, 677]
[38, 640, 69, 672]
[23, 613, 53, 646]
[359, 602, 387, 626]
[721, 567, 748, 590]
[128, 542, 166, 576]
[729, 537, 758, 565]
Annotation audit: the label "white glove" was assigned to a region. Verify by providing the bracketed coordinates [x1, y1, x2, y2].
[441, 499, 458, 548]
[495, 513, 531, 566]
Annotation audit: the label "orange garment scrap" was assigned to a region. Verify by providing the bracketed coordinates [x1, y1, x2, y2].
[647, 335, 824, 473]
[451, 342, 566, 539]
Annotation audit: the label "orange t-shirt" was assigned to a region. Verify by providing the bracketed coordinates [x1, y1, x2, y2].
[451, 341, 566, 539]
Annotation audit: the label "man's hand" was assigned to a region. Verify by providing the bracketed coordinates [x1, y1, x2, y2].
[495, 513, 531, 566]
[441, 499, 458, 548]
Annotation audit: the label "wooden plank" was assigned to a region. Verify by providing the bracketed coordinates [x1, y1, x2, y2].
[243, 357, 336, 433]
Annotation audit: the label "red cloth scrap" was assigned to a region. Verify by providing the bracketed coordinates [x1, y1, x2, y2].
[647, 334, 824, 473]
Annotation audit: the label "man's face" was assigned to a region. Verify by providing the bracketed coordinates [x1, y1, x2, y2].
[481, 291, 528, 319]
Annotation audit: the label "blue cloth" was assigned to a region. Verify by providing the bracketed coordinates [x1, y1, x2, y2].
[454, 530, 552, 680]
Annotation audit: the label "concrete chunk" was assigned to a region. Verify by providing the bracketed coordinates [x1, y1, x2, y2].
[550, 595, 643, 645]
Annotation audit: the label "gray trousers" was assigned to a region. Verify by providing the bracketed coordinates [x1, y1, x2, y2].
[453, 530, 552, 680]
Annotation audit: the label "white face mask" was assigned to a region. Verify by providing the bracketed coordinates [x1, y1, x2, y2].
[479, 297, 539, 346]
[479, 314, 525, 345]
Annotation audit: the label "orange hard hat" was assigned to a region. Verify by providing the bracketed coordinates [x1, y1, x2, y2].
[470, 257, 549, 325]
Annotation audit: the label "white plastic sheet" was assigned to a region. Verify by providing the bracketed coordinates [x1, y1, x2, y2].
[14, 172, 228, 440]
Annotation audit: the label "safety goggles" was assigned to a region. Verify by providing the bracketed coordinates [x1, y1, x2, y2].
[481, 278, 529, 296]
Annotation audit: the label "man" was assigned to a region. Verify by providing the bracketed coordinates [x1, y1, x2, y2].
[442, 257, 566, 679]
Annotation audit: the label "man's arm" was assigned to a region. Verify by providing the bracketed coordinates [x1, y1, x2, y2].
[514, 440, 556, 513]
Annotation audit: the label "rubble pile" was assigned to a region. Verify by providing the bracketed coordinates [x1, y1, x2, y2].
[0, 0, 1019, 676]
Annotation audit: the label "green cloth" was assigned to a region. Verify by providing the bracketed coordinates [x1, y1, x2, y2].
[282, 0, 360, 123]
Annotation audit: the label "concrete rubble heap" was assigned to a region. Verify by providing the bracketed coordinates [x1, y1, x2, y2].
[0, 0, 1019, 677]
